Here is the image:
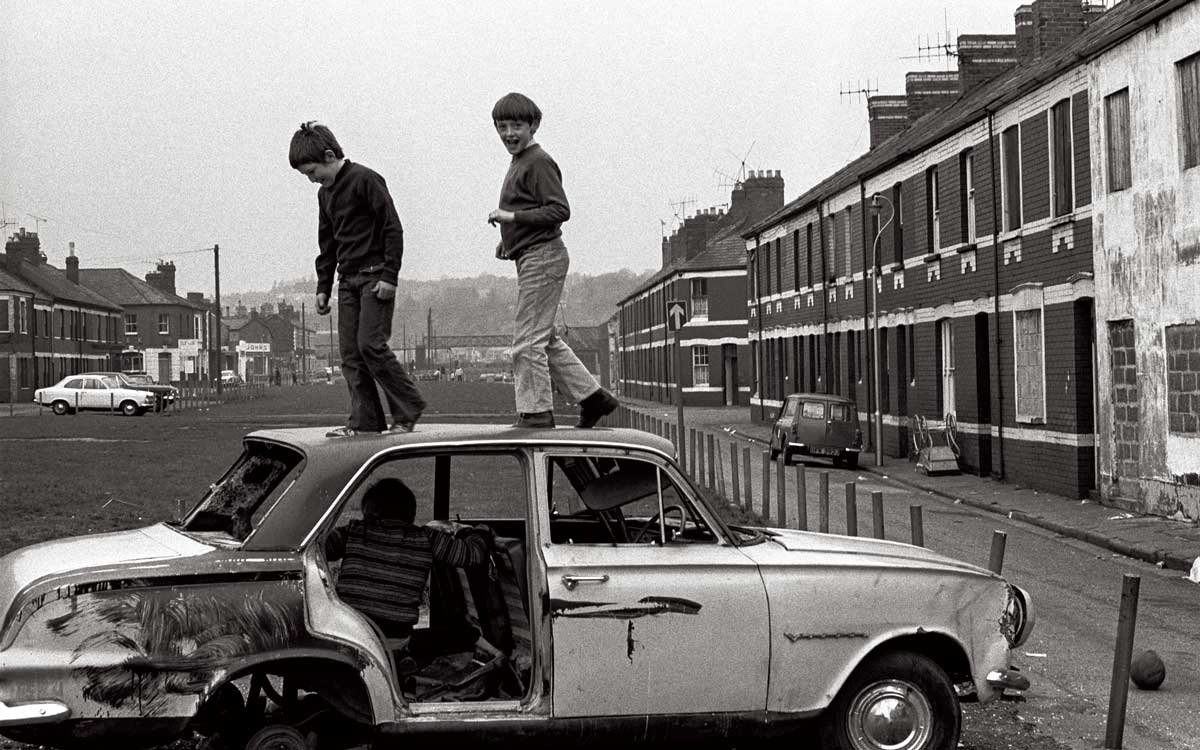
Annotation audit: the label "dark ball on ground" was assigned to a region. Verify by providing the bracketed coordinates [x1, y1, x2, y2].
[1130, 649, 1165, 690]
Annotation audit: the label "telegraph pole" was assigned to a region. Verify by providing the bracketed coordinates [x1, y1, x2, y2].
[213, 244, 222, 395]
[300, 301, 307, 383]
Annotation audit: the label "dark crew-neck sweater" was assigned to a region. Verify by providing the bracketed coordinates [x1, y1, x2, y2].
[315, 160, 404, 297]
[497, 144, 571, 260]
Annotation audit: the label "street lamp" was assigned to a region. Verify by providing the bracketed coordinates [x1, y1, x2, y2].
[869, 193, 895, 468]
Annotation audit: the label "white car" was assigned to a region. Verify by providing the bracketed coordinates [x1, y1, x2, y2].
[0, 425, 1031, 750]
[33, 374, 158, 416]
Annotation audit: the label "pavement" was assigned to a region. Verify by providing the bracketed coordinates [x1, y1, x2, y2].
[620, 398, 1200, 575]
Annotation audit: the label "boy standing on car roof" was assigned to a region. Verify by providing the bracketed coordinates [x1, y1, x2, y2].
[290, 121, 425, 437]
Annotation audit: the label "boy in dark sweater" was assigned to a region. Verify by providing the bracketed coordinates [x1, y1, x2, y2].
[290, 121, 425, 436]
[487, 93, 618, 429]
[324, 478, 490, 638]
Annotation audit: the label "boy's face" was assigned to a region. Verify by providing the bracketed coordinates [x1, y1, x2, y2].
[494, 119, 538, 155]
[295, 151, 342, 187]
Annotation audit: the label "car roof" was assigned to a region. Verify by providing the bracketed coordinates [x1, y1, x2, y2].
[248, 422, 676, 459]
[784, 392, 857, 404]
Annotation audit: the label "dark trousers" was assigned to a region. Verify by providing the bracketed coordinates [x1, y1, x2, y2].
[337, 273, 425, 431]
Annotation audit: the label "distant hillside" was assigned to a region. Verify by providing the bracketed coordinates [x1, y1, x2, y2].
[228, 269, 654, 337]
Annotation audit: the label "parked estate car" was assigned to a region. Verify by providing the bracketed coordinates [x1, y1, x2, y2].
[80, 371, 177, 410]
[0, 425, 1032, 750]
[771, 392, 865, 468]
[32, 374, 158, 416]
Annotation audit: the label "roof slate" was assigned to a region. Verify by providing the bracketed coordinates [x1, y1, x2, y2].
[9, 260, 122, 310]
[78, 268, 204, 309]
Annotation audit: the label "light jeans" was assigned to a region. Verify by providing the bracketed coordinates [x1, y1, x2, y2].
[512, 240, 600, 413]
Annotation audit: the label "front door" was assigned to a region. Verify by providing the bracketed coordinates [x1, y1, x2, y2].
[539, 451, 769, 717]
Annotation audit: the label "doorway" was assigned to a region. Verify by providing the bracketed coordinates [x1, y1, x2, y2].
[722, 344, 738, 406]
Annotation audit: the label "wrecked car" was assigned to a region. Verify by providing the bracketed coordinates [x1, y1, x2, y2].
[0, 424, 1032, 750]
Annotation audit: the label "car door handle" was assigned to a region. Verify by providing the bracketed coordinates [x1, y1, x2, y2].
[561, 574, 609, 591]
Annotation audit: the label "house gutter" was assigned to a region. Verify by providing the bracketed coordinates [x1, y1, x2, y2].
[986, 109, 1006, 480]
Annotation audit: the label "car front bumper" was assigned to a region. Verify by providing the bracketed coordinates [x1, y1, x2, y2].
[0, 699, 70, 728]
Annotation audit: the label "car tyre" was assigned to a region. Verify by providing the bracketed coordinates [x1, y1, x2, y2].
[778, 434, 792, 466]
[843, 452, 860, 469]
[120, 400, 142, 417]
[769, 431, 781, 460]
[244, 725, 309, 750]
[819, 650, 960, 750]
[51, 400, 72, 416]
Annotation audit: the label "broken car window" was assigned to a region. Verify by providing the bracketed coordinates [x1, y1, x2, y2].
[180, 441, 305, 542]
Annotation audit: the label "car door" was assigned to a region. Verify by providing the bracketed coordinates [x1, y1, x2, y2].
[81, 377, 108, 410]
[537, 450, 770, 718]
[826, 402, 857, 449]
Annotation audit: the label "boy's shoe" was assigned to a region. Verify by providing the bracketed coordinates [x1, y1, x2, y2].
[326, 426, 369, 437]
[388, 419, 417, 433]
[576, 389, 619, 428]
[512, 411, 555, 428]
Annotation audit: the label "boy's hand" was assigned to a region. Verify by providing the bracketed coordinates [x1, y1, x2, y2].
[487, 209, 516, 225]
[316, 293, 331, 315]
[372, 280, 396, 300]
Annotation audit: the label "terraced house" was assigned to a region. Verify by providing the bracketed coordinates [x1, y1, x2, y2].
[743, 0, 1199, 510]
[616, 170, 784, 407]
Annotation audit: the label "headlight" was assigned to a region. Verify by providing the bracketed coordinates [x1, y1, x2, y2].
[1001, 584, 1035, 648]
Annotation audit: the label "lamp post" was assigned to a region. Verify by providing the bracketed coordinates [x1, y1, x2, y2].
[869, 194, 895, 468]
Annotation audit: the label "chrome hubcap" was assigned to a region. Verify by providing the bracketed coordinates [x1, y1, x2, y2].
[847, 679, 933, 750]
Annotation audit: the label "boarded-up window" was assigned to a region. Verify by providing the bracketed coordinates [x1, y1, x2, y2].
[1179, 51, 1200, 170]
[0, 297, 8, 332]
[1051, 98, 1074, 216]
[805, 223, 814, 287]
[792, 229, 800, 290]
[1105, 88, 1132, 191]
[1166, 323, 1200, 434]
[1014, 308, 1045, 422]
[826, 216, 836, 280]
[1001, 126, 1022, 231]
[892, 182, 904, 265]
[843, 208, 853, 277]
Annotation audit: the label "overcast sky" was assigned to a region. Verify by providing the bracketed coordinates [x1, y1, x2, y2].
[1, 1, 1024, 295]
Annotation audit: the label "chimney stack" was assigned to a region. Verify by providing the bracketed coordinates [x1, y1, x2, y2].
[957, 34, 1019, 94]
[145, 260, 177, 295]
[4, 227, 42, 270]
[905, 71, 960, 124]
[1015, 0, 1106, 64]
[868, 95, 909, 149]
[66, 241, 80, 284]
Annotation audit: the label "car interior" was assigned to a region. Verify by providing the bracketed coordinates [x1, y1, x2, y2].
[318, 448, 717, 704]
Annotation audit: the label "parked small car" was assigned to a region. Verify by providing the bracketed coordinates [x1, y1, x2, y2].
[81, 371, 177, 410]
[771, 392, 864, 467]
[219, 369, 244, 387]
[0, 425, 1031, 750]
[32, 374, 158, 416]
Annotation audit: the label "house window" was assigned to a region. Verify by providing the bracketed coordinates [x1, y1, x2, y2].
[1178, 51, 1200, 169]
[961, 150, 977, 244]
[939, 319, 955, 417]
[892, 182, 904, 265]
[1050, 98, 1074, 216]
[125, 314, 138, 335]
[926, 166, 940, 252]
[826, 215, 836, 280]
[1001, 125, 1022, 231]
[792, 229, 800, 290]
[1105, 88, 1132, 192]
[805, 223, 814, 287]
[774, 237, 782, 294]
[158, 313, 169, 335]
[1014, 308, 1046, 423]
[692, 346, 709, 387]
[907, 324, 916, 385]
[17, 298, 27, 334]
[0, 297, 8, 332]
[843, 207, 853, 277]
[690, 278, 708, 318]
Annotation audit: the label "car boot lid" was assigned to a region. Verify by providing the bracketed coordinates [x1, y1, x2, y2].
[0, 524, 211, 616]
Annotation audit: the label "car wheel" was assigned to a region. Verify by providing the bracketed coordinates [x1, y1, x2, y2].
[843, 452, 860, 469]
[244, 725, 309, 750]
[820, 650, 960, 750]
[769, 431, 781, 460]
[779, 434, 792, 466]
[120, 401, 142, 417]
[51, 400, 71, 416]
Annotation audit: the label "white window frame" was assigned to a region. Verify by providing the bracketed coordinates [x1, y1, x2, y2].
[690, 278, 709, 319]
[1001, 124, 1023, 232]
[1012, 286, 1047, 424]
[17, 298, 28, 334]
[1049, 97, 1075, 217]
[125, 314, 138, 335]
[843, 208, 852, 277]
[691, 346, 710, 386]
[929, 166, 941, 252]
[158, 313, 170, 335]
[964, 152, 977, 243]
[939, 319, 955, 418]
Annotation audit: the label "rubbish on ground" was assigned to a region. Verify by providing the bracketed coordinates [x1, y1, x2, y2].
[1107, 512, 1135, 520]
[1024, 652, 1047, 658]
[1187, 558, 1200, 584]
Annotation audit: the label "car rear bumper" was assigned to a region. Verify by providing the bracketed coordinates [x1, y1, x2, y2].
[0, 699, 70, 727]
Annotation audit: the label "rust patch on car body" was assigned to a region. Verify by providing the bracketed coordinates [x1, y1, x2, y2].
[549, 596, 702, 619]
